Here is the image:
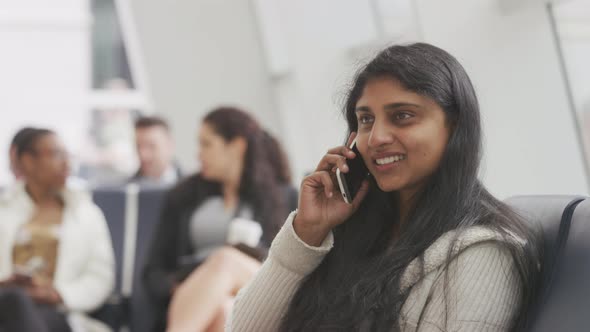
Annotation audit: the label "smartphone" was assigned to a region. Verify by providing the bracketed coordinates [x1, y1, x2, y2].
[336, 138, 369, 204]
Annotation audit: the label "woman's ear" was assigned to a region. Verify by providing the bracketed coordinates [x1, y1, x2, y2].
[229, 136, 248, 159]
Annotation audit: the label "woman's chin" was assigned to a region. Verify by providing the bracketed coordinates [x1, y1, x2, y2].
[374, 179, 403, 193]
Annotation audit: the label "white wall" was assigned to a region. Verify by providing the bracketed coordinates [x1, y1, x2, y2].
[128, 0, 279, 172]
[415, 0, 588, 197]
[0, 0, 91, 184]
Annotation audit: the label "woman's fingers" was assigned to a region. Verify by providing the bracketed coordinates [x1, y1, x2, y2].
[304, 171, 335, 198]
[316, 133, 360, 172]
[315, 153, 350, 173]
[326, 146, 356, 160]
[317, 171, 335, 198]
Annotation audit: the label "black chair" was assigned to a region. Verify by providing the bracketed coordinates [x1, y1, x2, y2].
[91, 187, 129, 330]
[505, 195, 586, 331]
[130, 188, 167, 332]
[525, 197, 589, 331]
[92, 185, 168, 332]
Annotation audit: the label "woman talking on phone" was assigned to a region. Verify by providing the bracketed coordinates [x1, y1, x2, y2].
[230, 43, 541, 331]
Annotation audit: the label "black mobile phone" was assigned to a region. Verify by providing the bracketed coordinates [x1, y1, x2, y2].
[336, 139, 369, 204]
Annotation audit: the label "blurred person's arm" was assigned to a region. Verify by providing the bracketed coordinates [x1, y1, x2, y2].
[0, 274, 63, 305]
[0, 276, 15, 287]
[3, 273, 63, 305]
[53, 204, 115, 312]
[26, 283, 63, 305]
[142, 191, 183, 300]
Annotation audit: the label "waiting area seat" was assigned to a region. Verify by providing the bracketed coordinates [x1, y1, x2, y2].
[506, 195, 588, 332]
[527, 197, 590, 331]
[91, 185, 166, 332]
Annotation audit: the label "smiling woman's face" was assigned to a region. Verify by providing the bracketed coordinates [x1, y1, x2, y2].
[354, 78, 451, 198]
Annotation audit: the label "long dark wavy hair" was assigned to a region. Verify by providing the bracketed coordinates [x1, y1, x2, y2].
[262, 129, 292, 185]
[281, 43, 542, 331]
[203, 106, 288, 243]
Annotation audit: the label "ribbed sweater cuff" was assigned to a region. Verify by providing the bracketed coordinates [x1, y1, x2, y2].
[229, 257, 306, 331]
[269, 210, 334, 276]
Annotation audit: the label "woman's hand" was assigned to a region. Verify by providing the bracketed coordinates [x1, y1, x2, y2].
[26, 282, 62, 305]
[0, 273, 33, 287]
[0, 275, 17, 287]
[295, 133, 370, 246]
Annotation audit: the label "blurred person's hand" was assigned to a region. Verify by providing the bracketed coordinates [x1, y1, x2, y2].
[0, 275, 17, 287]
[26, 282, 62, 305]
[0, 273, 33, 288]
[294, 132, 369, 247]
[13, 273, 33, 286]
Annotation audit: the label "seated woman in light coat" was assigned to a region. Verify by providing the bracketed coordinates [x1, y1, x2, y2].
[0, 128, 115, 332]
[230, 43, 541, 331]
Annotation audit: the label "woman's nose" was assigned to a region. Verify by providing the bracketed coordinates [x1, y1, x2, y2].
[368, 121, 395, 148]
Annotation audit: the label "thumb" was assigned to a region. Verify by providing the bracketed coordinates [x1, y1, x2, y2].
[351, 179, 370, 210]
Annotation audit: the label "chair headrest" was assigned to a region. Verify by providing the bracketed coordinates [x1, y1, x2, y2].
[505, 195, 587, 331]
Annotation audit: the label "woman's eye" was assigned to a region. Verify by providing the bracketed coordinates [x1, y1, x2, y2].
[358, 115, 373, 125]
[395, 112, 413, 121]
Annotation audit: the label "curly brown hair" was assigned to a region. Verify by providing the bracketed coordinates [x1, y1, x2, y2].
[203, 106, 289, 243]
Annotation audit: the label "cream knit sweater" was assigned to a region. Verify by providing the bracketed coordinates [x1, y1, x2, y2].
[229, 211, 522, 331]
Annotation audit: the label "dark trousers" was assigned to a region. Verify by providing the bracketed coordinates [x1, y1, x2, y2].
[0, 287, 71, 332]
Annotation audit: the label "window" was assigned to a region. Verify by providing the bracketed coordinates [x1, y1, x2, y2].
[80, 0, 153, 186]
[92, 0, 134, 89]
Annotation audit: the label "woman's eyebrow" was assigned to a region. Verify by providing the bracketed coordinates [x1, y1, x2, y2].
[383, 102, 421, 110]
[355, 102, 421, 113]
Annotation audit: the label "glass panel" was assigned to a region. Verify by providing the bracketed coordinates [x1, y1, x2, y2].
[91, 0, 134, 89]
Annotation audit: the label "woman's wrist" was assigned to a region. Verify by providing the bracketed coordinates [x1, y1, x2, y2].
[293, 214, 331, 247]
[49, 287, 62, 304]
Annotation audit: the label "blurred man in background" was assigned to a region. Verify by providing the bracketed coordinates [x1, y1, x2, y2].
[130, 116, 181, 187]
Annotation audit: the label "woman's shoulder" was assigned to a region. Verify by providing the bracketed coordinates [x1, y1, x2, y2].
[401, 226, 522, 291]
[443, 225, 524, 254]
[401, 234, 522, 331]
[63, 187, 100, 214]
[166, 174, 221, 206]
